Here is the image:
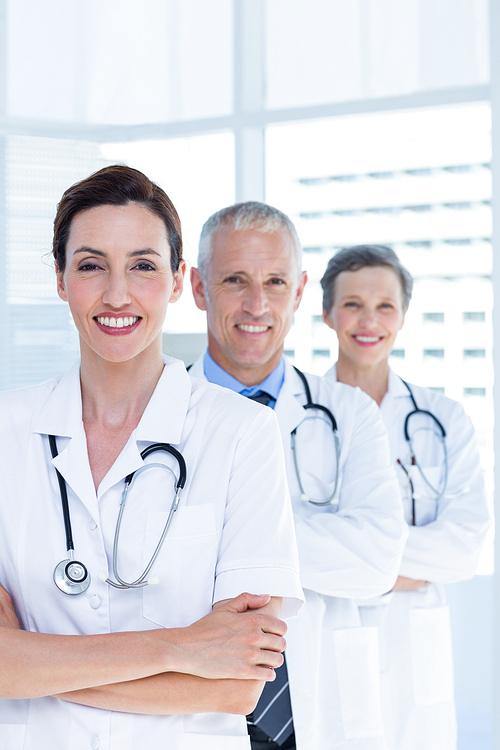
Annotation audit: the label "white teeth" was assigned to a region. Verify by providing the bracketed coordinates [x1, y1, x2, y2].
[355, 335, 380, 343]
[97, 316, 139, 328]
[237, 324, 269, 333]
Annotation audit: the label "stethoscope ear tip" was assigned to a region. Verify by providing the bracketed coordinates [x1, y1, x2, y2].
[97, 572, 108, 583]
[148, 576, 160, 585]
[300, 493, 310, 502]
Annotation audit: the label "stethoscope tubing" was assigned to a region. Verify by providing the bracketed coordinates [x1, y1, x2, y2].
[292, 367, 340, 506]
[399, 379, 449, 522]
[49, 436, 186, 593]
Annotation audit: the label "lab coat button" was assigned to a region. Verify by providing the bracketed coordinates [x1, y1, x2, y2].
[89, 521, 97, 531]
[89, 595, 100, 610]
[91, 736, 100, 749]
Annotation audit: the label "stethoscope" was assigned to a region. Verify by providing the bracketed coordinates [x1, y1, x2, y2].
[396, 379, 448, 525]
[49, 435, 186, 595]
[291, 367, 340, 506]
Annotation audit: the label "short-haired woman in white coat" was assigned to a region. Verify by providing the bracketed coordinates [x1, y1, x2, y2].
[0, 165, 303, 750]
[321, 245, 489, 750]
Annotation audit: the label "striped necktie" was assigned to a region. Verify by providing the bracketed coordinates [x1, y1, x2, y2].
[247, 390, 274, 407]
[245, 390, 295, 746]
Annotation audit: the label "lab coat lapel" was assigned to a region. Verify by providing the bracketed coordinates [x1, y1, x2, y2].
[33, 361, 99, 522]
[97, 357, 191, 498]
[380, 368, 411, 435]
[274, 360, 307, 443]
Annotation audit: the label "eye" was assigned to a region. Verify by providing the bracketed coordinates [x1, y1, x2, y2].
[223, 276, 243, 284]
[380, 302, 395, 310]
[77, 261, 101, 272]
[268, 277, 286, 286]
[344, 301, 359, 308]
[133, 261, 156, 272]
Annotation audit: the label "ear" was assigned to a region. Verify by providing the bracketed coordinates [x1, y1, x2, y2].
[190, 267, 208, 312]
[169, 260, 186, 303]
[322, 308, 335, 331]
[55, 263, 68, 302]
[293, 271, 308, 313]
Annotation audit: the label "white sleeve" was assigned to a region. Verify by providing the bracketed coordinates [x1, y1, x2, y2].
[399, 403, 490, 583]
[293, 390, 408, 599]
[213, 407, 304, 619]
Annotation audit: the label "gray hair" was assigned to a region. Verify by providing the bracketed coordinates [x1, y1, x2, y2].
[197, 201, 302, 283]
[321, 244, 413, 314]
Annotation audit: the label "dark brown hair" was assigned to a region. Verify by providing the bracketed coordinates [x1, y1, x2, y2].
[52, 165, 182, 273]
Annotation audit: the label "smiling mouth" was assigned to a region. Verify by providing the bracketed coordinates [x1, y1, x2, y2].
[353, 335, 383, 343]
[236, 324, 270, 333]
[95, 316, 140, 329]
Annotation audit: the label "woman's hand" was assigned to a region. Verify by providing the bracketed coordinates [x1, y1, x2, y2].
[164, 592, 286, 681]
[391, 575, 430, 591]
[0, 583, 21, 630]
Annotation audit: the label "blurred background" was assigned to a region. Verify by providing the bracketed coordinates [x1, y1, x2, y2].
[1, 1, 498, 747]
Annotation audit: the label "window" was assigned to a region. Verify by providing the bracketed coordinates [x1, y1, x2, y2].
[390, 349, 405, 358]
[312, 349, 330, 358]
[464, 388, 486, 397]
[423, 312, 444, 323]
[464, 312, 486, 322]
[423, 349, 445, 358]
[464, 349, 486, 358]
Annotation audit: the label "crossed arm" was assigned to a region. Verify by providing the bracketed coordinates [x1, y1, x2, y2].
[0, 584, 284, 716]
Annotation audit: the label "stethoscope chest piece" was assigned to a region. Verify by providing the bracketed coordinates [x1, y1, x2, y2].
[54, 558, 91, 595]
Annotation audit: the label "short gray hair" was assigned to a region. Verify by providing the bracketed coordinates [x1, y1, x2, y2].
[321, 244, 413, 314]
[197, 201, 302, 283]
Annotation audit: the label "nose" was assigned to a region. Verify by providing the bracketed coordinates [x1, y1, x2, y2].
[358, 307, 377, 327]
[101, 269, 132, 308]
[242, 284, 270, 318]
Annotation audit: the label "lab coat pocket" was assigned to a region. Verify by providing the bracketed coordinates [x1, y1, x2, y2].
[332, 626, 384, 740]
[409, 465, 442, 526]
[143, 504, 218, 629]
[410, 605, 454, 705]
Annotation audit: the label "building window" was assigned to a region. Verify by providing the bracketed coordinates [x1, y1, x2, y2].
[313, 349, 330, 358]
[464, 349, 486, 358]
[423, 312, 444, 323]
[424, 349, 445, 358]
[463, 312, 486, 322]
[284, 349, 295, 358]
[390, 349, 405, 358]
[464, 387, 486, 397]
[428, 387, 445, 394]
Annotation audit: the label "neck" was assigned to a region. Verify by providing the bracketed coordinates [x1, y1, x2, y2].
[207, 338, 281, 387]
[79, 340, 164, 430]
[336, 353, 389, 406]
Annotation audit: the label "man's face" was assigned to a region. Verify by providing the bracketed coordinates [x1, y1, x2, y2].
[191, 225, 307, 385]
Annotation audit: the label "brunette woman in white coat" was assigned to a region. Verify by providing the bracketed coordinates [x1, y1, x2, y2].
[0, 166, 303, 750]
[321, 244, 490, 750]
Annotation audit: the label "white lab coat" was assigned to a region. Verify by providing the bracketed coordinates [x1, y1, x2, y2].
[190, 355, 408, 750]
[0, 356, 304, 750]
[324, 365, 490, 750]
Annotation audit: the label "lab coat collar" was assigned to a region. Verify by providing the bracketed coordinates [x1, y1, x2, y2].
[33, 355, 191, 445]
[274, 359, 309, 440]
[191, 351, 306, 439]
[328, 362, 410, 401]
[33, 356, 192, 511]
[385, 367, 414, 400]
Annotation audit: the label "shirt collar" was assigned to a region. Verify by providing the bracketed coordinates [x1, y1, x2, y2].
[203, 350, 285, 401]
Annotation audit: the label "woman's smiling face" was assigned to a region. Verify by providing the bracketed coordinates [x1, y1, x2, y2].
[324, 265, 405, 369]
[57, 202, 185, 364]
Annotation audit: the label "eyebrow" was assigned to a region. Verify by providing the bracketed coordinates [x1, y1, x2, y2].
[73, 246, 162, 258]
